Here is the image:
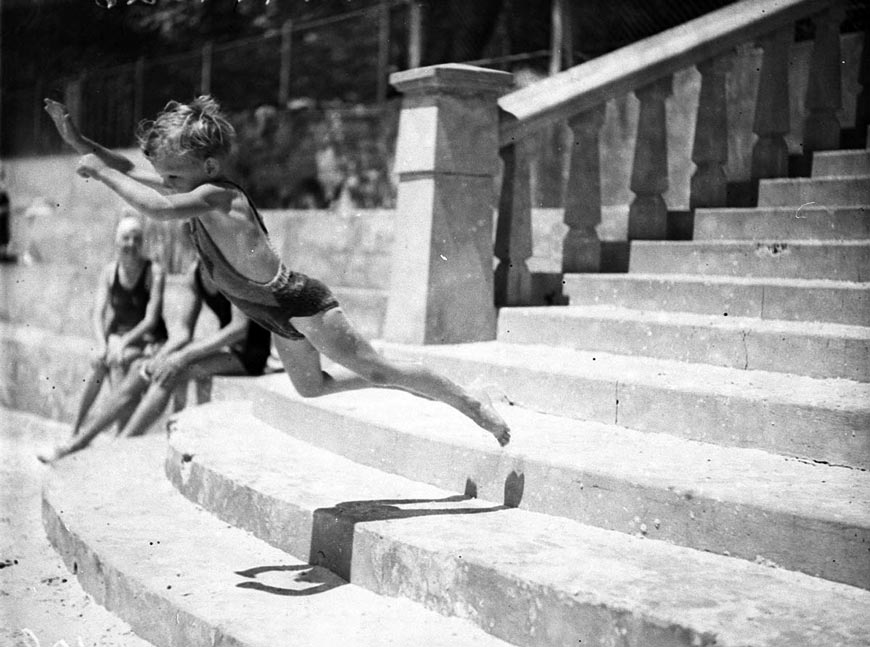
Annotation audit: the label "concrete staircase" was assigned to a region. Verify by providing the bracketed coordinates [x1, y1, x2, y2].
[41, 143, 870, 643]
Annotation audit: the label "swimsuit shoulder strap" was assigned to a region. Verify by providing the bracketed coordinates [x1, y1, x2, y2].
[213, 178, 269, 235]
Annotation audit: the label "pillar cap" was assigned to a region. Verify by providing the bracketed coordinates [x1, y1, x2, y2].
[390, 64, 514, 96]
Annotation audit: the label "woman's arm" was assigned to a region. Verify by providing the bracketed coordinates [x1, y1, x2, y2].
[91, 264, 112, 353]
[175, 303, 248, 365]
[78, 156, 232, 222]
[151, 304, 249, 386]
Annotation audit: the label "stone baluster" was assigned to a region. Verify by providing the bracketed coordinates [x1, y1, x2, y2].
[751, 28, 792, 180]
[384, 64, 513, 344]
[803, 4, 846, 154]
[562, 105, 606, 272]
[690, 54, 733, 209]
[628, 76, 673, 240]
[494, 139, 533, 306]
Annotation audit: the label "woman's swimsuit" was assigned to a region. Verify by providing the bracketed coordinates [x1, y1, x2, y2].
[187, 180, 339, 340]
[194, 265, 271, 376]
[107, 259, 168, 344]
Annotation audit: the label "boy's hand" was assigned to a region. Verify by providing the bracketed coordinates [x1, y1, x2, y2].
[76, 154, 107, 179]
[151, 352, 188, 386]
[44, 99, 85, 149]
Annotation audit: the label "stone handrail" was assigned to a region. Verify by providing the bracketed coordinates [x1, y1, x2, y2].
[497, 0, 833, 146]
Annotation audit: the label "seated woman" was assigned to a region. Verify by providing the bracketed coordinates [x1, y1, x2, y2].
[70, 214, 168, 437]
[39, 259, 270, 462]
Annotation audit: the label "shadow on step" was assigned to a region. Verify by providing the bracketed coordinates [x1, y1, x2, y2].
[309, 473, 524, 581]
[235, 564, 346, 596]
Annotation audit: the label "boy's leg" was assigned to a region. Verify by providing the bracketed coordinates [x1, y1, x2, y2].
[121, 351, 246, 438]
[70, 362, 109, 436]
[272, 335, 328, 397]
[289, 308, 510, 445]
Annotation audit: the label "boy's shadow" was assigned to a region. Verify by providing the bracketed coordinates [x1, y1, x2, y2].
[308, 473, 524, 581]
[234, 564, 345, 596]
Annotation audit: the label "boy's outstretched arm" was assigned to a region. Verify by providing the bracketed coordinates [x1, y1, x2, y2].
[77, 154, 232, 222]
[44, 99, 165, 189]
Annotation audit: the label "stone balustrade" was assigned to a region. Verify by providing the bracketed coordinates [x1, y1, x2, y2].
[480, 0, 866, 306]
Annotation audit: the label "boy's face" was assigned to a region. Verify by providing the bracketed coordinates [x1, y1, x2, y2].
[151, 154, 216, 193]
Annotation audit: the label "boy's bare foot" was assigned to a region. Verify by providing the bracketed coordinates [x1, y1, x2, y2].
[468, 388, 511, 447]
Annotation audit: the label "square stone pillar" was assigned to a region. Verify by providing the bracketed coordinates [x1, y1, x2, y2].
[384, 64, 513, 345]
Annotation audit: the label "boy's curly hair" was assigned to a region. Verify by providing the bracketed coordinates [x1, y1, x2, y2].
[137, 95, 235, 160]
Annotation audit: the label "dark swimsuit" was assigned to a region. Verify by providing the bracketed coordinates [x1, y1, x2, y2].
[187, 179, 339, 340]
[194, 265, 271, 376]
[107, 259, 168, 344]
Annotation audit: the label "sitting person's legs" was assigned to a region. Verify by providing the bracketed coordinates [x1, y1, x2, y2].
[38, 366, 151, 462]
[120, 350, 247, 438]
[70, 360, 109, 436]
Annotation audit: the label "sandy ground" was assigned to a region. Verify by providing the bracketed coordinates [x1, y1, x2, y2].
[0, 407, 154, 647]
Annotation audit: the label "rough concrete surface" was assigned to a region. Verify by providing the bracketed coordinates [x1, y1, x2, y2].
[203, 383, 870, 589]
[0, 407, 154, 647]
[41, 432, 512, 647]
[165, 401, 870, 647]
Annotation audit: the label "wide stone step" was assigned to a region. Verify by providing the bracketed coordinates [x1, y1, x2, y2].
[693, 206, 869, 240]
[366, 341, 870, 469]
[497, 305, 870, 381]
[758, 176, 870, 207]
[812, 150, 870, 178]
[628, 240, 870, 281]
[165, 402, 870, 647]
[42, 436, 511, 647]
[563, 273, 870, 325]
[202, 383, 870, 590]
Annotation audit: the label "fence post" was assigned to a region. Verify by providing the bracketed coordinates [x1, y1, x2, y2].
[200, 42, 213, 96]
[376, 0, 390, 103]
[407, 0, 422, 68]
[33, 78, 44, 150]
[279, 20, 293, 106]
[133, 57, 145, 127]
[384, 64, 513, 344]
[65, 74, 85, 131]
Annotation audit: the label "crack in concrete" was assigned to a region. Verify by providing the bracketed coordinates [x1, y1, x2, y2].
[741, 330, 750, 370]
[614, 381, 620, 425]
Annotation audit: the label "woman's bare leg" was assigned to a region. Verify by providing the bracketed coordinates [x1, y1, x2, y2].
[288, 309, 510, 446]
[70, 363, 109, 436]
[37, 370, 150, 462]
